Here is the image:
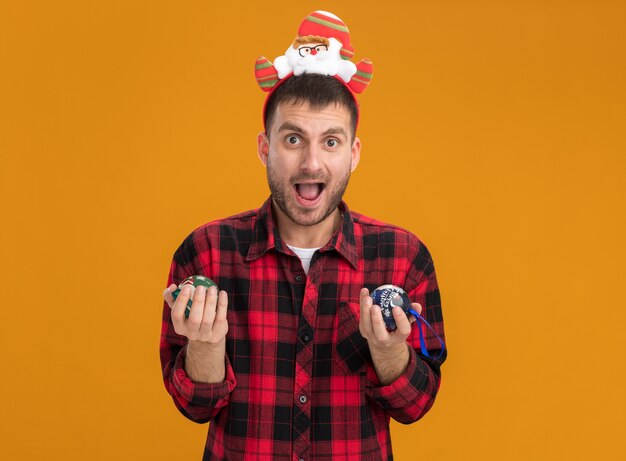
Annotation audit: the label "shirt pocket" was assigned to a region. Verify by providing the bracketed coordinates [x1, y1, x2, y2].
[335, 302, 372, 375]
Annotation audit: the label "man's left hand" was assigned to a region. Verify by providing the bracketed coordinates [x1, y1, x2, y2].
[358, 287, 422, 384]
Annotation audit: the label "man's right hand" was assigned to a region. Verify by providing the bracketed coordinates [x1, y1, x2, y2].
[163, 284, 229, 345]
[163, 283, 229, 383]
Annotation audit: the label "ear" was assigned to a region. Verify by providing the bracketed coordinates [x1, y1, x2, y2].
[257, 131, 270, 167]
[350, 137, 361, 172]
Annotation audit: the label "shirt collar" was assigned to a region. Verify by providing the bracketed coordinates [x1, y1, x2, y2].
[245, 196, 358, 270]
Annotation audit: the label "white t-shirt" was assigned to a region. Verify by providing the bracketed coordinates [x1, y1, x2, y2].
[286, 244, 321, 275]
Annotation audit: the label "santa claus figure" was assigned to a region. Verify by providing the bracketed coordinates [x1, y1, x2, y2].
[254, 10, 373, 94]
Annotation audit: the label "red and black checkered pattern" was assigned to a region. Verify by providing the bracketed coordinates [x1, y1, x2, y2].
[160, 197, 446, 461]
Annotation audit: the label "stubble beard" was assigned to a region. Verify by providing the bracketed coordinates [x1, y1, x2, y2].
[267, 158, 351, 227]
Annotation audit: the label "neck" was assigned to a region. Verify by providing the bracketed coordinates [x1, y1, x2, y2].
[271, 201, 342, 248]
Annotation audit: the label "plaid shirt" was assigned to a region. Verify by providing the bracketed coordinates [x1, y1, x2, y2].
[160, 197, 446, 461]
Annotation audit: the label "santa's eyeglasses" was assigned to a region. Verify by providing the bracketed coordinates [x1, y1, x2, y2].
[298, 45, 328, 57]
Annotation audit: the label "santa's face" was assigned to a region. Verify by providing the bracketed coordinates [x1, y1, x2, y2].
[286, 39, 340, 68]
[297, 43, 329, 57]
[257, 100, 360, 230]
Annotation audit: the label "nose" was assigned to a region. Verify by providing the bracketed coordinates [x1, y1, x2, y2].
[311, 48, 317, 56]
[301, 143, 322, 172]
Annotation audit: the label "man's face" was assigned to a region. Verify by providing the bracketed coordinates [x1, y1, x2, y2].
[257, 100, 360, 229]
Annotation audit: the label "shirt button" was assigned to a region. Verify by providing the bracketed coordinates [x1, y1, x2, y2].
[299, 395, 307, 404]
[295, 275, 303, 282]
[300, 329, 313, 343]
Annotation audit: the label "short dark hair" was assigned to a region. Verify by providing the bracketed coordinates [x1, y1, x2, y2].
[264, 74, 358, 140]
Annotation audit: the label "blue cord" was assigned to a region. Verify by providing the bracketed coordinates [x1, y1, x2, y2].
[408, 308, 446, 360]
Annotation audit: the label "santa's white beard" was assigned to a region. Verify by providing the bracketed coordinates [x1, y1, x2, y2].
[273, 38, 357, 83]
[292, 52, 331, 75]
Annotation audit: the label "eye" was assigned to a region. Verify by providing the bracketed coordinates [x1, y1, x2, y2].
[325, 138, 339, 148]
[315, 45, 327, 52]
[286, 135, 301, 145]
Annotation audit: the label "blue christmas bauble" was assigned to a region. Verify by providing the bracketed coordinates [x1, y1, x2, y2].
[370, 284, 413, 331]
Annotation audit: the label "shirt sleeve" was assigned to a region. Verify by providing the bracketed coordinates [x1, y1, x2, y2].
[366, 238, 446, 424]
[159, 236, 237, 423]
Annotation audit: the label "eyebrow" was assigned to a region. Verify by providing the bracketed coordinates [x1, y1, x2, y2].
[277, 122, 304, 134]
[322, 127, 348, 138]
[276, 122, 348, 139]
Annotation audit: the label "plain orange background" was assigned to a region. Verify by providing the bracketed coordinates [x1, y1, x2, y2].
[1, 1, 625, 459]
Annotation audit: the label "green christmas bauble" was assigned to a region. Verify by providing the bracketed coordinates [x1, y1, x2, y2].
[171, 275, 217, 318]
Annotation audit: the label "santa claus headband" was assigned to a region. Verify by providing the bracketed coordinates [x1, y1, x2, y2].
[254, 10, 373, 131]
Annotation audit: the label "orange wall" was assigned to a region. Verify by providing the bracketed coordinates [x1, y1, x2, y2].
[1, 1, 625, 459]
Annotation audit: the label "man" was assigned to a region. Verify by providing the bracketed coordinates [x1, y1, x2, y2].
[160, 11, 446, 461]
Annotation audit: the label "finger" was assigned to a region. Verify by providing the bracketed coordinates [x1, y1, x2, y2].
[171, 285, 192, 330]
[187, 285, 207, 331]
[215, 289, 228, 322]
[359, 288, 373, 336]
[359, 287, 370, 305]
[163, 284, 177, 308]
[392, 306, 412, 336]
[370, 304, 389, 342]
[211, 290, 229, 341]
[201, 285, 218, 331]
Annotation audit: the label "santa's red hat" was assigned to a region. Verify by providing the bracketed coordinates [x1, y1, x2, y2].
[297, 10, 355, 61]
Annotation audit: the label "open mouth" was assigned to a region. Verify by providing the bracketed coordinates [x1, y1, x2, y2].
[294, 183, 326, 203]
